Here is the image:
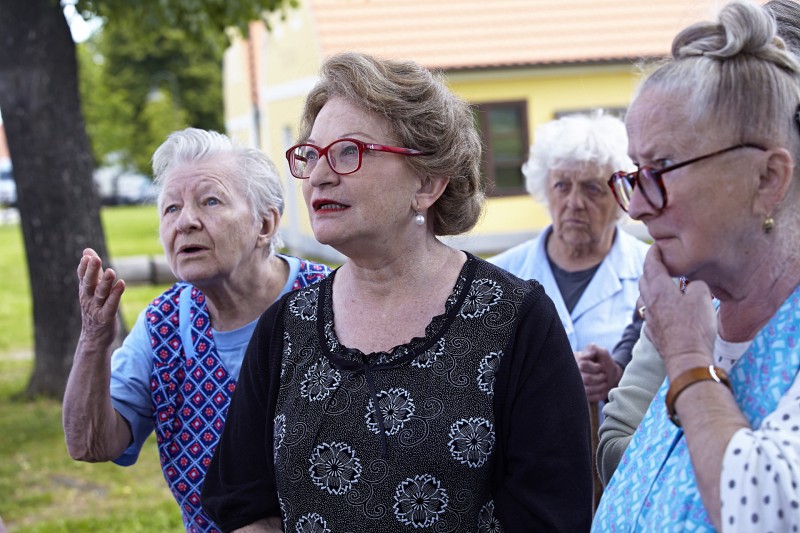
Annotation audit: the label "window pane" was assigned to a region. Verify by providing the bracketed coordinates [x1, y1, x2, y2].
[494, 165, 524, 190]
[489, 107, 524, 163]
[475, 101, 527, 196]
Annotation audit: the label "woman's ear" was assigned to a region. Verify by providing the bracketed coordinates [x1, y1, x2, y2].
[755, 147, 794, 217]
[415, 174, 450, 211]
[256, 207, 281, 249]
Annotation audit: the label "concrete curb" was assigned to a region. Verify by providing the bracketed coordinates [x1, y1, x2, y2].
[111, 255, 176, 285]
[3, 209, 175, 285]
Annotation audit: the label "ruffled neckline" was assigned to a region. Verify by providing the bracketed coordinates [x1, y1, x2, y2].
[318, 254, 477, 369]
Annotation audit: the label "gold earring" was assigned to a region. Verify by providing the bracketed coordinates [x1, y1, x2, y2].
[763, 216, 775, 234]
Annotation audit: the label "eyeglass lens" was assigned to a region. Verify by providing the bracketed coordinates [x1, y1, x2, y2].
[612, 168, 665, 212]
[290, 140, 361, 178]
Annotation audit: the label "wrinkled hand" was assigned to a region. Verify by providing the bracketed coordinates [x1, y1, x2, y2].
[77, 248, 126, 347]
[575, 344, 622, 402]
[639, 245, 716, 377]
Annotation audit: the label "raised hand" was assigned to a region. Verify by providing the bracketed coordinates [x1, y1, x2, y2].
[77, 248, 126, 347]
[638, 245, 716, 377]
[64, 248, 132, 462]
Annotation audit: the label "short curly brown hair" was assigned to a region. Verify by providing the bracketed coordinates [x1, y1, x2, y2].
[298, 52, 485, 236]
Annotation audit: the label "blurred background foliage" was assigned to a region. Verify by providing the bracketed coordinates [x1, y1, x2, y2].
[77, 22, 225, 174]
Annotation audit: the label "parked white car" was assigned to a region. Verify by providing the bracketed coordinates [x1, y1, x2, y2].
[0, 161, 156, 208]
[93, 165, 156, 205]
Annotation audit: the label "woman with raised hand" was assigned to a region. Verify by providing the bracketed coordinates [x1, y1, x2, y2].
[63, 128, 330, 532]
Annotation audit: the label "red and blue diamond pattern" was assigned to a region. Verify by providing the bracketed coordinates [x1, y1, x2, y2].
[143, 261, 330, 532]
[147, 283, 232, 533]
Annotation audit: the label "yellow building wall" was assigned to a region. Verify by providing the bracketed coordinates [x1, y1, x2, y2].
[222, 37, 254, 145]
[446, 66, 640, 242]
[222, 4, 645, 259]
[258, 6, 325, 250]
[224, 4, 331, 257]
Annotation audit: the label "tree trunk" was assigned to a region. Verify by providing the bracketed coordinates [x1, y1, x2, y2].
[0, 0, 114, 398]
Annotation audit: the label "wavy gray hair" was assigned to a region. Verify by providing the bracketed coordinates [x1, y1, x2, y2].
[298, 52, 485, 236]
[152, 127, 285, 252]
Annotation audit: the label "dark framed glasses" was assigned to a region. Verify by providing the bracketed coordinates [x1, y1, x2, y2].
[285, 138, 430, 179]
[608, 143, 766, 212]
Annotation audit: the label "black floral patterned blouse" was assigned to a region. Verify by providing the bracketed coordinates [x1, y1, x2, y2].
[202, 254, 593, 532]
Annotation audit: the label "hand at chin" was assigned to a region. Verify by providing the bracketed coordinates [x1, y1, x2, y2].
[639, 245, 716, 375]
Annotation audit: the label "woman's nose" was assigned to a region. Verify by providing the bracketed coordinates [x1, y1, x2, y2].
[627, 185, 656, 221]
[307, 154, 340, 187]
[176, 204, 201, 231]
[566, 187, 586, 209]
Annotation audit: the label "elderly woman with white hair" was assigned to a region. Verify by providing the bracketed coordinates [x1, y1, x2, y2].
[62, 128, 330, 532]
[491, 113, 649, 404]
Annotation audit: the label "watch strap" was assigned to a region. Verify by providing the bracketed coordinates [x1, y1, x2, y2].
[666, 365, 732, 427]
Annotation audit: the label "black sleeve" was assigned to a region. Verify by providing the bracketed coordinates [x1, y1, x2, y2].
[201, 298, 286, 532]
[492, 282, 594, 532]
[611, 310, 644, 370]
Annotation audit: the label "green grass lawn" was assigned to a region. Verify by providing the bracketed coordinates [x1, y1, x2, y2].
[0, 205, 182, 531]
[0, 358, 182, 531]
[0, 205, 169, 353]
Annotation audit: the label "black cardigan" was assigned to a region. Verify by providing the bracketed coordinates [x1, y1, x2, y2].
[202, 258, 593, 532]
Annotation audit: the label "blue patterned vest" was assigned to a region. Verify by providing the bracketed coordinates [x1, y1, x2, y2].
[146, 260, 330, 532]
[593, 286, 800, 532]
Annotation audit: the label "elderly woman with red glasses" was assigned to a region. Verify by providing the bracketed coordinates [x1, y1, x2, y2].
[592, 1, 800, 530]
[201, 52, 592, 532]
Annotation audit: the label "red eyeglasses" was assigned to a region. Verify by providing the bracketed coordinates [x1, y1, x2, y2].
[285, 138, 430, 179]
[608, 143, 766, 212]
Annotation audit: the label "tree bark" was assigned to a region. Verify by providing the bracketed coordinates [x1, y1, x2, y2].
[0, 0, 114, 398]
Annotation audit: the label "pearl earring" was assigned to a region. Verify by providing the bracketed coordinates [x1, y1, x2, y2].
[414, 212, 425, 226]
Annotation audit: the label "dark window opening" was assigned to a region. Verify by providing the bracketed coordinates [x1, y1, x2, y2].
[474, 101, 529, 197]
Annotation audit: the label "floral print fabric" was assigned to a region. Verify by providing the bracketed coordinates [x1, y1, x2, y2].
[273, 257, 522, 531]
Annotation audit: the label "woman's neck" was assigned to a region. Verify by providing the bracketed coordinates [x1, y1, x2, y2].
[203, 254, 289, 332]
[331, 242, 466, 354]
[546, 227, 615, 272]
[716, 255, 800, 342]
[340, 239, 464, 301]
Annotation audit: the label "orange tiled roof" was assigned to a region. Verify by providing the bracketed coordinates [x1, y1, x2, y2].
[309, 0, 723, 70]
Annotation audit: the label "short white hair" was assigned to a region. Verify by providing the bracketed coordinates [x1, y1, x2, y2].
[522, 111, 633, 204]
[152, 128, 285, 252]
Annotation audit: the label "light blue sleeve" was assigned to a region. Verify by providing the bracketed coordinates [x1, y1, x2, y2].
[486, 234, 544, 282]
[486, 247, 517, 270]
[109, 309, 156, 466]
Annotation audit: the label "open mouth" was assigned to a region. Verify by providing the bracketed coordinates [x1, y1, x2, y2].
[179, 245, 206, 254]
[313, 200, 349, 212]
